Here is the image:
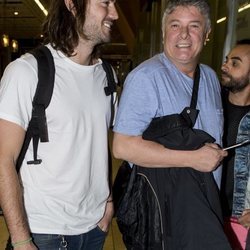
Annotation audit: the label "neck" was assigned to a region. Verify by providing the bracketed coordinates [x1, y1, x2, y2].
[228, 84, 250, 106]
[69, 40, 96, 65]
[178, 64, 197, 78]
[173, 60, 198, 78]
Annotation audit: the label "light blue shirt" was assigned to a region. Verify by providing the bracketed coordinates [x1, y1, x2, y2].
[114, 53, 224, 187]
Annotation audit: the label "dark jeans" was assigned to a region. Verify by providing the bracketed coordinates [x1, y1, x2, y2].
[31, 226, 107, 250]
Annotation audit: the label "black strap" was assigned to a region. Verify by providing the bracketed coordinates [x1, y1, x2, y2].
[181, 65, 201, 127]
[31, 46, 55, 108]
[102, 59, 117, 128]
[190, 65, 200, 109]
[102, 59, 117, 96]
[16, 46, 55, 172]
[101, 59, 117, 193]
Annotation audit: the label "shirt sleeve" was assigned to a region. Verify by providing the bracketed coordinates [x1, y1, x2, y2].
[113, 68, 159, 136]
[0, 56, 37, 130]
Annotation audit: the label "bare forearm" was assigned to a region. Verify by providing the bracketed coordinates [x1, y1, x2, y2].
[113, 134, 183, 167]
[112, 133, 227, 171]
[0, 161, 30, 242]
[0, 120, 34, 248]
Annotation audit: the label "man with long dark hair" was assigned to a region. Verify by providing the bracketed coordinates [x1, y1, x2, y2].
[0, 0, 118, 249]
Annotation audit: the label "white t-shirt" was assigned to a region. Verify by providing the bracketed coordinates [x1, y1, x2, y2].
[0, 45, 117, 235]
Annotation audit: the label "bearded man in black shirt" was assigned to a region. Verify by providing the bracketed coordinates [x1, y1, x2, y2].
[220, 39, 250, 250]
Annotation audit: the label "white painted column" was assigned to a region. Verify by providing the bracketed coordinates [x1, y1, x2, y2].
[222, 0, 239, 61]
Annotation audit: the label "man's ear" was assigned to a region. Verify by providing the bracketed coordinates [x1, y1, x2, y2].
[206, 29, 211, 39]
[204, 28, 211, 45]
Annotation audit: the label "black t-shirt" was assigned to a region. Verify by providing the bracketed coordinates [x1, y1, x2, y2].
[220, 90, 250, 217]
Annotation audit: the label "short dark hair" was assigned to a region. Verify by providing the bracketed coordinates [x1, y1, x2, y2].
[237, 39, 250, 45]
[42, 0, 89, 57]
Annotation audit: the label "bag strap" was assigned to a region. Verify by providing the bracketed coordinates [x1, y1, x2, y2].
[102, 59, 117, 128]
[16, 46, 55, 172]
[190, 65, 200, 109]
[101, 59, 117, 193]
[181, 65, 200, 127]
[102, 59, 116, 96]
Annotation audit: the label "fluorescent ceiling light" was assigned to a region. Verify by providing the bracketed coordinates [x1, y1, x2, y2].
[217, 3, 250, 23]
[238, 3, 250, 12]
[217, 17, 227, 23]
[34, 0, 48, 16]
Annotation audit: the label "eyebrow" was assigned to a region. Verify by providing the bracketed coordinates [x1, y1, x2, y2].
[230, 56, 242, 62]
[168, 19, 201, 23]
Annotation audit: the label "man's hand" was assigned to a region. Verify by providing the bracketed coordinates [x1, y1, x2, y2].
[238, 209, 250, 228]
[97, 201, 114, 233]
[190, 143, 228, 172]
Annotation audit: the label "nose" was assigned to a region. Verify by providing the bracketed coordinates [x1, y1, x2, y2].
[180, 26, 189, 39]
[109, 4, 119, 20]
[221, 62, 228, 72]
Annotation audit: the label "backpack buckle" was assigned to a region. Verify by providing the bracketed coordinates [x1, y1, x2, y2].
[27, 159, 42, 165]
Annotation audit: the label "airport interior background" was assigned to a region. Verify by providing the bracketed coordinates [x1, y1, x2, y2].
[0, 0, 250, 249]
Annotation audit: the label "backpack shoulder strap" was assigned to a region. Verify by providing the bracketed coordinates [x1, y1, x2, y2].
[31, 45, 55, 108]
[16, 45, 55, 172]
[101, 59, 117, 128]
[102, 59, 117, 96]
[101, 59, 117, 191]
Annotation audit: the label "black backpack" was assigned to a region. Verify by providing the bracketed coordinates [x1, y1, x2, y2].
[16, 45, 116, 172]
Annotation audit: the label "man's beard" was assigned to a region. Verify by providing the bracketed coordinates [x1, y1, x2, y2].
[82, 24, 111, 46]
[221, 72, 249, 93]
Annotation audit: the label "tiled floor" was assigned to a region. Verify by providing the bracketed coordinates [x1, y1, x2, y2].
[0, 142, 126, 250]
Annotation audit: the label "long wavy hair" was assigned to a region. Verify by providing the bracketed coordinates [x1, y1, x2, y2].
[42, 0, 95, 57]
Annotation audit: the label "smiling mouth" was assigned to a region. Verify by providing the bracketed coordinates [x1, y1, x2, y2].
[104, 21, 113, 30]
[176, 44, 191, 48]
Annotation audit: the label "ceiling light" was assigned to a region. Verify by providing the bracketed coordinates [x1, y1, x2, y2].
[2, 34, 10, 47]
[11, 39, 18, 52]
[217, 17, 227, 23]
[217, 2, 250, 24]
[238, 3, 250, 12]
[34, 0, 48, 16]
